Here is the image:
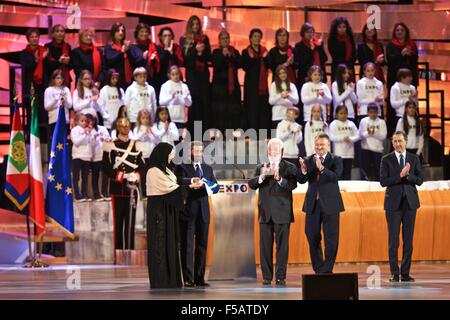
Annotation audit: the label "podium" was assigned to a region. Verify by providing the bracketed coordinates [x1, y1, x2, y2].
[208, 179, 257, 280]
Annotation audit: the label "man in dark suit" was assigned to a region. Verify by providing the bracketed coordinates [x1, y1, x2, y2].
[249, 138, 298, 287]
[297, 133, 345, 274]
[176, 141, 218, 287]
[380, 131, 423, 282]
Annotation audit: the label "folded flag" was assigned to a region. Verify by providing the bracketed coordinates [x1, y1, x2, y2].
[201, 178, 220, 196]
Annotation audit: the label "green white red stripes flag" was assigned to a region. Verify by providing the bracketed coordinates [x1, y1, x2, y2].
[4, 103, 29, 211]
[29, 96, 46, 236]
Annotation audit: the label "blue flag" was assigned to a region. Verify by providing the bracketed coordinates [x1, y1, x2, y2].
[45, 106, 75, 238]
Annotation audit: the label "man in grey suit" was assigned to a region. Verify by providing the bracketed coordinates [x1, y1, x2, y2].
[249, 138, 298, 287]
[380, 131, 423, 282]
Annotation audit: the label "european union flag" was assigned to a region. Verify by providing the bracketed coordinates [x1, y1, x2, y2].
[45, 106, 75, 238]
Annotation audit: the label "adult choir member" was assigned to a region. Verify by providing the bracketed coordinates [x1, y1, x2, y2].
[268, 28, 296, 84]
[71, 27, 105, 87]
[327, 17, 356, 82]
[176, 141, 218, 287]
[249, 138, 298, 286]
[297, 133, 344, 274]
[180, 15, 212, 133]
[44, 24, 72, 87]
[357, 24, 385, 83]
[380, 131, 422, 282]
[146, 142, 203, 289]
[211, 30, 243, 133]
[242, 28, 270, 133]
[105, 22, 133, 90]
[20, 28, 48, 133]
[157, 27, 184, 83]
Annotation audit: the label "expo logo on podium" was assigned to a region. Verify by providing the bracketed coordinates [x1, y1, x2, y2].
[218, 183, 248, 194]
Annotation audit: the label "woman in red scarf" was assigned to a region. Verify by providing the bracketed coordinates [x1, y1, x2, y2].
[357, 24, 385, 83]
[20, 28, 48, 134]
[104, 22, 132, 90]
[268, 28, 297, 84]
[71, 27, 104, 87]
[386, 22, 419, 136]
[242, 28, 271, 133]
[327, 17, 356, 82]
[44, 24, 72, 88]
[179, 15, 212, 133]
[157, 27, 184, 84]
[211, 30, 243, 134]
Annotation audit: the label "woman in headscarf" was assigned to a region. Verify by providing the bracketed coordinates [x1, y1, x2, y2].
[146, 142, 202, 289]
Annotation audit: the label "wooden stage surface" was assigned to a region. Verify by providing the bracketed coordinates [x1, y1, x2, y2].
[0, 262, 449, 300]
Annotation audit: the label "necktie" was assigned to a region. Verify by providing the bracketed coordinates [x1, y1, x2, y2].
[399, 154, 404, 169]
[195, 163, 203, 178]
[316, 156, 324, 200]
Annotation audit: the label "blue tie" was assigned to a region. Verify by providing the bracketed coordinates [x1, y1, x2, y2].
[399, 154, 404, 169]
[195, 164, 203, 178]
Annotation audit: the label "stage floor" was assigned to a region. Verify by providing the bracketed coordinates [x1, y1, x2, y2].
[0, 262, 449, 300]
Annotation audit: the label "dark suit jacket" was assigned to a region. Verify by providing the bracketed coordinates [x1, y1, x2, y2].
[297, 153, 345, 215]
[176, 163, 218, 224]
[248, 160, 298, 224]
[380, 151, 423, 212]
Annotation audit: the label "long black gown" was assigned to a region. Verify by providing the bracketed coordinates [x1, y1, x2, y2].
[179, 35, 211, 133]
[147, 185, 188, 289]
[211, 47, 243, 133]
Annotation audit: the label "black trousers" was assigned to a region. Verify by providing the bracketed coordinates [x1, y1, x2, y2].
[180, 212, 209, 284]
[72, 159, 90, 198]
[112, 194, 137, 250]
[305, 200, 340, 274]
[341, 158, 353, 180]
[361, 149, 382, 181]
[386, 198, 417, 277]
[259, 219, 291, 281]
[91, 161, 108, 197]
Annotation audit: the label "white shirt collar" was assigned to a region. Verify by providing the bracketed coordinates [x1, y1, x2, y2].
[394, 150, 407, 161]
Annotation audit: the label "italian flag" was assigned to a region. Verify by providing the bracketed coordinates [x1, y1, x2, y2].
[29, 97, 46, 236]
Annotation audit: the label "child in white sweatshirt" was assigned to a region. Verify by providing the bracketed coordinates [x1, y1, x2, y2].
[332, 64, 357, 121]
[158, 65, 192, 130]
[98, 69, 125, 130]
[132, 109, 159, 161]
[276, 107, 302, 168]
[301, 65, 332, 123]
[304, 104, 329, 156]
[124, 67, 157, 128]
[390, 68, 418, 123]
[73, 70, 108, 119]
[70, 112, 93, 201]
[85, 113, 111, 201]
[269, 65, 299, 128]
[358, 103, 387, 181]
[44, 69, 72, 137]
[152, 107, 180, 146]
[396, 100, 424, 157]
[329, 105, 359, 180]
[356, 62, 384, 121]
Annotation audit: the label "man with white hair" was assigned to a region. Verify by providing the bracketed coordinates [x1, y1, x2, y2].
[297, 133, 344, 274]
[249, 138, 298, 287]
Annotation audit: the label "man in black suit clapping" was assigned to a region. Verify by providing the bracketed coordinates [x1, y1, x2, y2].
[380, 131, 423, 283]
[249, 138, 298, 287]
[297, 133, 345, 274]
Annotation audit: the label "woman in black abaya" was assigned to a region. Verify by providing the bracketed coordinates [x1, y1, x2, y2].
[146, 143, 202, 289]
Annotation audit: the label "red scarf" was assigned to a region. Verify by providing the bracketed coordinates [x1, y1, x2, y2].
[52, 40, 70, 86]
[337, 34, 353, 63]
[25, 45, 45, 85]
[366, 38, 384, 83]
[80, 42, 102, 82]
[302, 38, 322, 67]
[137, 39, 160, 78]
[248, 45, 268, 96]
[112, 43, 132, 84]
[160, 40, 184, 68]
[194, 34, 206, 73]
[223, 46, 237, 94]
[278, 44, 296, 83]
